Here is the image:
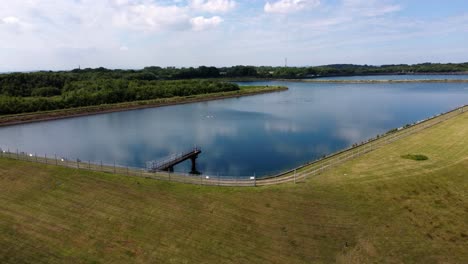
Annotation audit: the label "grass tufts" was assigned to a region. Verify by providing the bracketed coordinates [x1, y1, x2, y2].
[401, 154, 429, 161]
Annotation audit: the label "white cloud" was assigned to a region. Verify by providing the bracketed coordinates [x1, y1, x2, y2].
[342, 0, 401, 17]
[112, 1, 232, 32]
[0, 15, 35, 33]
[113, 3, 190, 31]
[189, 0, 236, 13]
[264, 0, 320, 14]
[113, 0, 132, 6]
[190, 16, 223, 31]
[0, 0, 467, 71]
[1, 16, 20, 25]
[120, 45, 129, 51]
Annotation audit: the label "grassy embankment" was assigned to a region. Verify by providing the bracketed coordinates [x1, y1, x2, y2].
[1, 111, 467, 263]
[0, 85, 286, 127]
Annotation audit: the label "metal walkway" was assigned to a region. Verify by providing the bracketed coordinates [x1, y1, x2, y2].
[147, 147, 201, 173]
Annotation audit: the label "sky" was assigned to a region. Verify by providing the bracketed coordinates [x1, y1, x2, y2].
[0, 0, 468, 71]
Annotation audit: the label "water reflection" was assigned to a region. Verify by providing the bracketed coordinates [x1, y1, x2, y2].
[1, 81, 468, 176]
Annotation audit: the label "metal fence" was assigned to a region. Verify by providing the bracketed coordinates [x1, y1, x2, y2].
[1, 105, 466, 187]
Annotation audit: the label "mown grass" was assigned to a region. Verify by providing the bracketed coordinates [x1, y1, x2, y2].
[0, 112, 467, 263]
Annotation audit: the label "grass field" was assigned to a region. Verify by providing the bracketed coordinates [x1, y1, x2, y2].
[0, 112, 467, 263]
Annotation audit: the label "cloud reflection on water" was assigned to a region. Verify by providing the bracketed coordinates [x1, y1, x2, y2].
[1, 81, 468, 176]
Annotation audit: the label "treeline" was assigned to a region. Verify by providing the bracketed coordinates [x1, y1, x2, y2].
[250, 63, 468, 78]
[0, 79, 238, 115]
[1, 62, 468, 114]
[146, 62, 468, 78]
[143, 62, 468, 78]
[2, 62, 468, 89]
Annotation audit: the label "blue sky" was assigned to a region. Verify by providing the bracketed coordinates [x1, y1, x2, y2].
[0, 0, 467, 71]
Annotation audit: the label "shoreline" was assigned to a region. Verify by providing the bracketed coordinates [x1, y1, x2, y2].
[230, 78, 468, 83]
[0, 86, 287, 127]
[257, 104, 467, 184]
[285, 79, 468, 84]
[1, 105, 466, 186]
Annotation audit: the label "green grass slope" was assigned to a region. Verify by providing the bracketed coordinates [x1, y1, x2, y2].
[0, 112, 467, 263]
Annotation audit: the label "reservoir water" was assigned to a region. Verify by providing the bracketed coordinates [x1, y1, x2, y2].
[1, 79, 468, 177]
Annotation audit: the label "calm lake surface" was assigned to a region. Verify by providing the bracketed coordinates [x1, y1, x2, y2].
[1, 80, 468, 177]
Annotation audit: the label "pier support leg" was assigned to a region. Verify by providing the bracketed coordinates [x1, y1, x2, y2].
[190, 156, 200, 175]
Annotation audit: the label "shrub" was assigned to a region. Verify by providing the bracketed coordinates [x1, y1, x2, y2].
[401, 154, 429, 161]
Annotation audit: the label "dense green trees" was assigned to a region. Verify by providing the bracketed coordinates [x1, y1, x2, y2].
[31, 87, 62, 97]
[247, 63, 468, 78]
[1, 62, 467, 115]
[0, 72, 71, 96]
[0, 79, 238, 115]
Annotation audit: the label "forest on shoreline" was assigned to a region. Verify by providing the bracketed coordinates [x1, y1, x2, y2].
[1, 62, 468, 115]
[2, 62, 468, 80]
[0, 78, 238, 115]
